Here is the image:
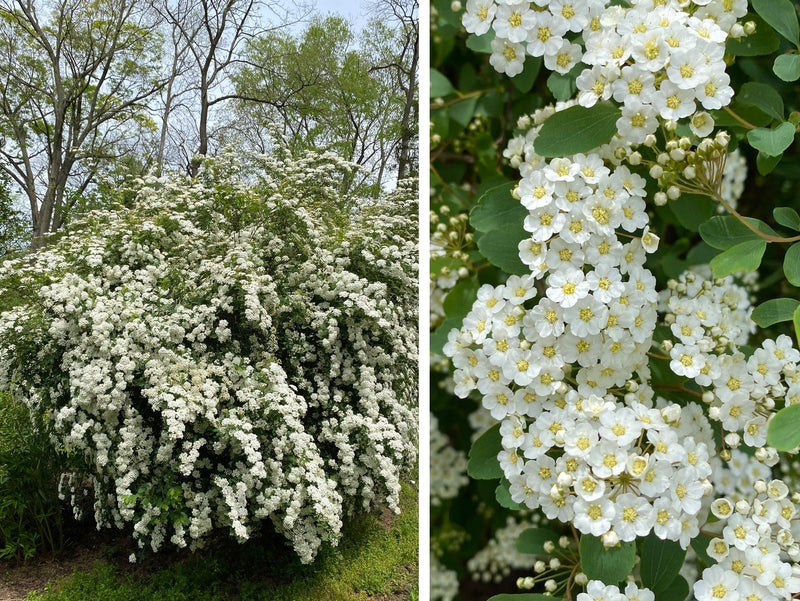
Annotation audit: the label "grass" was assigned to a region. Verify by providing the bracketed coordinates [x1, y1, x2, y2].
[23, 483, 418, 601]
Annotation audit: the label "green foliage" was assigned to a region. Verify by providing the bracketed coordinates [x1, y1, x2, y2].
[774, 54, 800, 82]
[639, 533, 686, 594]
[709, 239, 766, 278]
[579, 535, 636, 584]
[767, 403, 800, 451]
[532, 103, 621, 157]
[0, 392, 69, 562]
[467, 423, 503, 480]
[751, 298, 800, 327]
[747, 122, 797, 157]
[784, 242, 800, 285]
[470, 182, 526, 232]
[752, 0, 800, 46]
[699, 216, 778, 250]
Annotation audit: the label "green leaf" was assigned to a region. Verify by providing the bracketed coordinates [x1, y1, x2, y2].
[767, 403, 800, 451]
[443, 276, 479, 321]
[655, 575, 690, 601]
[670, 193, 715, 232]
[709, 239, 766, 278]
[466, 30, 494, 54]
[476, 224, 530, 275]
[752, 0, 800, 45]
[579, 535, 636, 584]
[774, 53, 800, 82]
[467, 423, 503, 480]
[747, 122, 797, 157]
[450, 96, 478, 127]
[430, 69, 455, 97]
[757, 151, 783, 175]
[511, 57, 543, 93]
[430, 318, 463, 355]
[496, 480, 522, 510]
[794, 303, 800, 347]
[547, 70, 576, 101]
[738, 82, 784, 122]
[534, 103, 621, 158]
[784, 242, 800, 286]
[775, 207, 800, 231]
[752, 298, 800, 328]
[470, 182, 525, 232]
[487, 593, 561, 601]
[640, 532, 687, 592]
[727, 15, 781, 56]
[516, 527, 560, 555]
[699, 216, 778, 250]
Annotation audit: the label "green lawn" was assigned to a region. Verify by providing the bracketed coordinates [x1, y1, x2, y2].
[23, 483, 418, 601]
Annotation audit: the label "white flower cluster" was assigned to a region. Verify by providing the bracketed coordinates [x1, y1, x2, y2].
[444, 106, 723, 547]
[720, 148, 748, 212]
[660, 268, 800, 459]
[467, 516, 541, 583]
[579, 580, 655, 601]
[0, 152, 418, 563]
[464, 0, 743, 140]
[696, 479, 800, 601]
[431, 413, 469, 506]
[431, 554, 461, 601]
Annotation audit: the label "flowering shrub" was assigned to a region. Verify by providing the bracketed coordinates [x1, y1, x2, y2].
[432, 0, 800, 599]
[0, 150, 418, 563]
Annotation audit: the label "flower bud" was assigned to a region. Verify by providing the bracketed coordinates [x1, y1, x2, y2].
[601, 530, 620, 547]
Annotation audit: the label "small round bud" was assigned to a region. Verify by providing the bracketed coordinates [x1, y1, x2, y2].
[654, 191, 668, 206]
[450, 0, 462, 11]
[667, 186, 681, 200]
[744, 20, 756, 35]
[644, 134, 657, 147]
[545, 579, 558, 592]
[724, 432, 741, 448]
[601, 530, 620, 548]
[575, 573, 589, 586]
[535, 560, 547, 573]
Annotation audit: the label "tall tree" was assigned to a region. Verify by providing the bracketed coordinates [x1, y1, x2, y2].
[0, 0, 164, 244]
[230, 10, 417, 192]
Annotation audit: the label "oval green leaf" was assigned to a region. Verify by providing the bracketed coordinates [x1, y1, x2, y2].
[534, 103, 621, 158]
[774, 54, 800, 83]
[430, 69, 455, 98]
[699, 216, 778, 250]
[579, 534, 636, 583]
[655, 575, 690, 601]
[496, 480, 522, 510]
[753, 0, 800, 45]
[443, 276, 479, 321]
[709, 239, 766, 278]
[476, 224, 530, 275]
[784, 242, 800, 286]
[767, 403, 800, 451]
[470, 182, 525, 232]
[747, 122, 797, 157]
[467, 423, 503, 480]
[640, 532, 686, 592]
[774, 207, 800, 231]
[752, 298, 800, 328]
[738, 82, 784, 122]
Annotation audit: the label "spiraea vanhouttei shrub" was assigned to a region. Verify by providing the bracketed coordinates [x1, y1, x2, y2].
[0, 150, 418, 563]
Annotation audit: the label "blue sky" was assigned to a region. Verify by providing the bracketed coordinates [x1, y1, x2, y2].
[306, 0, 367, 30]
